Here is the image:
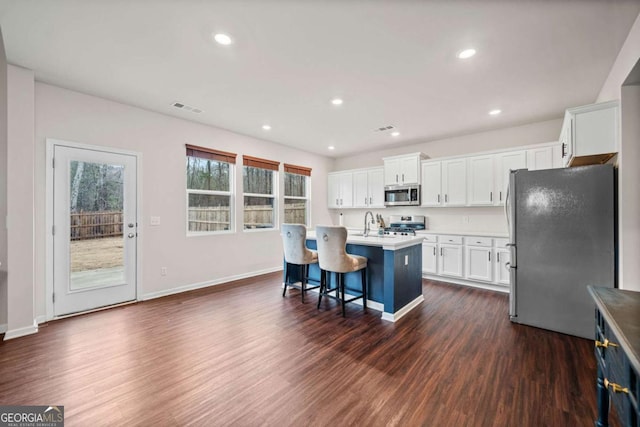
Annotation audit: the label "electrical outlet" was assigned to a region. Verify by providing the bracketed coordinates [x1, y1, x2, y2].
[404, 255, 409, 265]
[160, 267, 167, 276]
[462, 216, 470, 224]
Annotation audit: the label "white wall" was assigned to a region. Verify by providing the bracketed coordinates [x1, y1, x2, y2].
[0, 28, 8, 329]
[596, 13, 640, 291]
[32, 83, 334, 319]
[333, 119, 563, 234]
[6, 64, 36, 338]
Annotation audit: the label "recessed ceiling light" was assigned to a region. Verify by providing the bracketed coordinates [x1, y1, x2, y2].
[391, 131, 400, 137]
[328, 146, 335, 150]
[457, 48, 476, 59]
[331, 98, 343, 106]
[213, 33, 233, 45]
[489, 109, 502, 116]
[262, 125, 271, 130]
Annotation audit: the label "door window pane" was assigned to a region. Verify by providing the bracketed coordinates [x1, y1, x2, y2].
[69, 161, 125, 290]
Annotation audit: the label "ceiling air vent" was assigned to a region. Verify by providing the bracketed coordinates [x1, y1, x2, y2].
[373, 125, 395, 133]
[171, 101, 204, 114]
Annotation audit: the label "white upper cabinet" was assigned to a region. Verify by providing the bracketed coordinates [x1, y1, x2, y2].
[467, 155, 495, 206]
[561, 100, 619, 167]
[327, 172, 353, 208]
[526, 146, 553, 171]
[441, 159, 466, 206]
[421, 161, 442, 207]
[383, 153, 425, 185]
[495, 150, 527, 205]
[353, 168, 384, 208]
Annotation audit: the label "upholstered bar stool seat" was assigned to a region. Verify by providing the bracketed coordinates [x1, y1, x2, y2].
[281, 224, 319, 303]
[315, 225, 368, 316]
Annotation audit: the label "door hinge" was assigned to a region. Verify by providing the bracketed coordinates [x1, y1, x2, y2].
[52, 225, 55, 235]
[52, 157, 55, 168]
[52, 293, 55, 303]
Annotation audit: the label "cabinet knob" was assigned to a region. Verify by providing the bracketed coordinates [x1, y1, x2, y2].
[595, 339, 619, 349]
[604, 378, 629, 394]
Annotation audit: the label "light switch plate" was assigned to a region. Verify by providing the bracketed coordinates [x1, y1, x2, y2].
[150, 216, 161, 226]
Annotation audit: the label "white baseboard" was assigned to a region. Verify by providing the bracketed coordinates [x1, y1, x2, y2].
[381, 295, 425, 322]
[141, 266, 283, 301]
[36, 315, 47, 325]
[4, 320, 38, 341]
[423, 274, 509, 294]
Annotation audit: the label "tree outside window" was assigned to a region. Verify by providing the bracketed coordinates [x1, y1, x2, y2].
[284, 170, 310, 225]
[243, 156, 279, 229]
[186, 145, 236, 234]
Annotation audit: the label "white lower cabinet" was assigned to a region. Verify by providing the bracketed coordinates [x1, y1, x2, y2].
[437, 235, 463, 278]
[494, 238, 511, 286]
[422, 234, 511, 290]
[465, 237, 493, 282]
[422, 242, 438, 274]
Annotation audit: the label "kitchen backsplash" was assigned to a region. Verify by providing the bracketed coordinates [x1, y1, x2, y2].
[330, 206, 507, 234]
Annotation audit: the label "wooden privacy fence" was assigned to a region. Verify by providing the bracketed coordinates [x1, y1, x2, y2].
[70, 210, 123, 240]
[188, 204, 306, 232]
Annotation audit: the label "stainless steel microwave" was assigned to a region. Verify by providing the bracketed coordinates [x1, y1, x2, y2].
[384, 184, 421, 206]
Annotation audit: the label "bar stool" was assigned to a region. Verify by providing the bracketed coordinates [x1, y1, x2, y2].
[315, 225, 367, 317]
[281, 224, 319, 303]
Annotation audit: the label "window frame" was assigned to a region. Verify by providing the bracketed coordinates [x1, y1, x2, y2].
[185, 145, 236, 236]
[242, 156, 280, 232]
[283, 168, 311, 226]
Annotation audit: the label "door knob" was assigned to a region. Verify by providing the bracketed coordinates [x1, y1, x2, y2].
[128, 233, 135, 238]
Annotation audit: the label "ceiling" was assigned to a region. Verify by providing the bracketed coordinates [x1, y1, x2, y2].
[0, 1, 638, 158]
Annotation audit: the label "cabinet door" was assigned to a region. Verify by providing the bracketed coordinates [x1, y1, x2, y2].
[442, 159, 467, 206]
[573, 106, 618, 157]
[339, 173, 354, 207]
[384, 158, 400, 185]
[353, 171, 369, 208]
[561, 113, 573, 167]
[438, 244, 463, 277]
[467, 155, 495, 206]
[526, 147, 553, 171]
[422, 242, 438, 274]
[327, 174, 341, 209]
[495, 249, 511, 286]
[421, 161, 442, 206]
[368, 168, 385, 208]
[400, 156, 420, 184]
[495, 151, 526, 205]
[465, 246, 493, 282]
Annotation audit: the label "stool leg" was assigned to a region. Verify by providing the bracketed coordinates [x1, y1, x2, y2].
[361, 268, 367, 310]
[301, 264, 306, 303]
[317, 269, 325, 309]
[340, 273, 346, 317]
[283, 262, 289, 297]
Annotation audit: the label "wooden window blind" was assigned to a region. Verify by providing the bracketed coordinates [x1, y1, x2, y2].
[284, 163, 312, 177]
[242, 155, 280, 171]
[186, 144, 237, 164]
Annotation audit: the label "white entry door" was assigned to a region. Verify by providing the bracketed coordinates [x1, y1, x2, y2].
[53, 144, 137, 316]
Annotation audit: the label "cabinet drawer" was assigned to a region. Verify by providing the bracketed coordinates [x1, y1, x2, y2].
[494, 238, 509, 248]
[465, 236, 492, 247]
[439, 235, 463, 245]
[421, 235, 437, 243]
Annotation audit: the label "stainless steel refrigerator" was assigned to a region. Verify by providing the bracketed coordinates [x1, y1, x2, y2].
[507, 164, 616, 339]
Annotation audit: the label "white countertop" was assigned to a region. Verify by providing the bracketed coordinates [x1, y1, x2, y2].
[307, 230, 424, 250]
[415, 230, 509, 238]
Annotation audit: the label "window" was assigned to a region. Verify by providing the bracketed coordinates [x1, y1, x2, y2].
[284, 164, 311, 225]
[243, 156, 279, 230]
[186, 144, 236, 234]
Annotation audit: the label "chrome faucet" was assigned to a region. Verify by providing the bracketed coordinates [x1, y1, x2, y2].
[363, 211, 374, 237]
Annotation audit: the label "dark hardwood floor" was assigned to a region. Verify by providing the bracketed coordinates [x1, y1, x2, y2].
[0, 273, 613, 426]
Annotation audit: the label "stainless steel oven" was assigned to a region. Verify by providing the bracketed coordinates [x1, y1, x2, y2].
[384, 184, 420, 206]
